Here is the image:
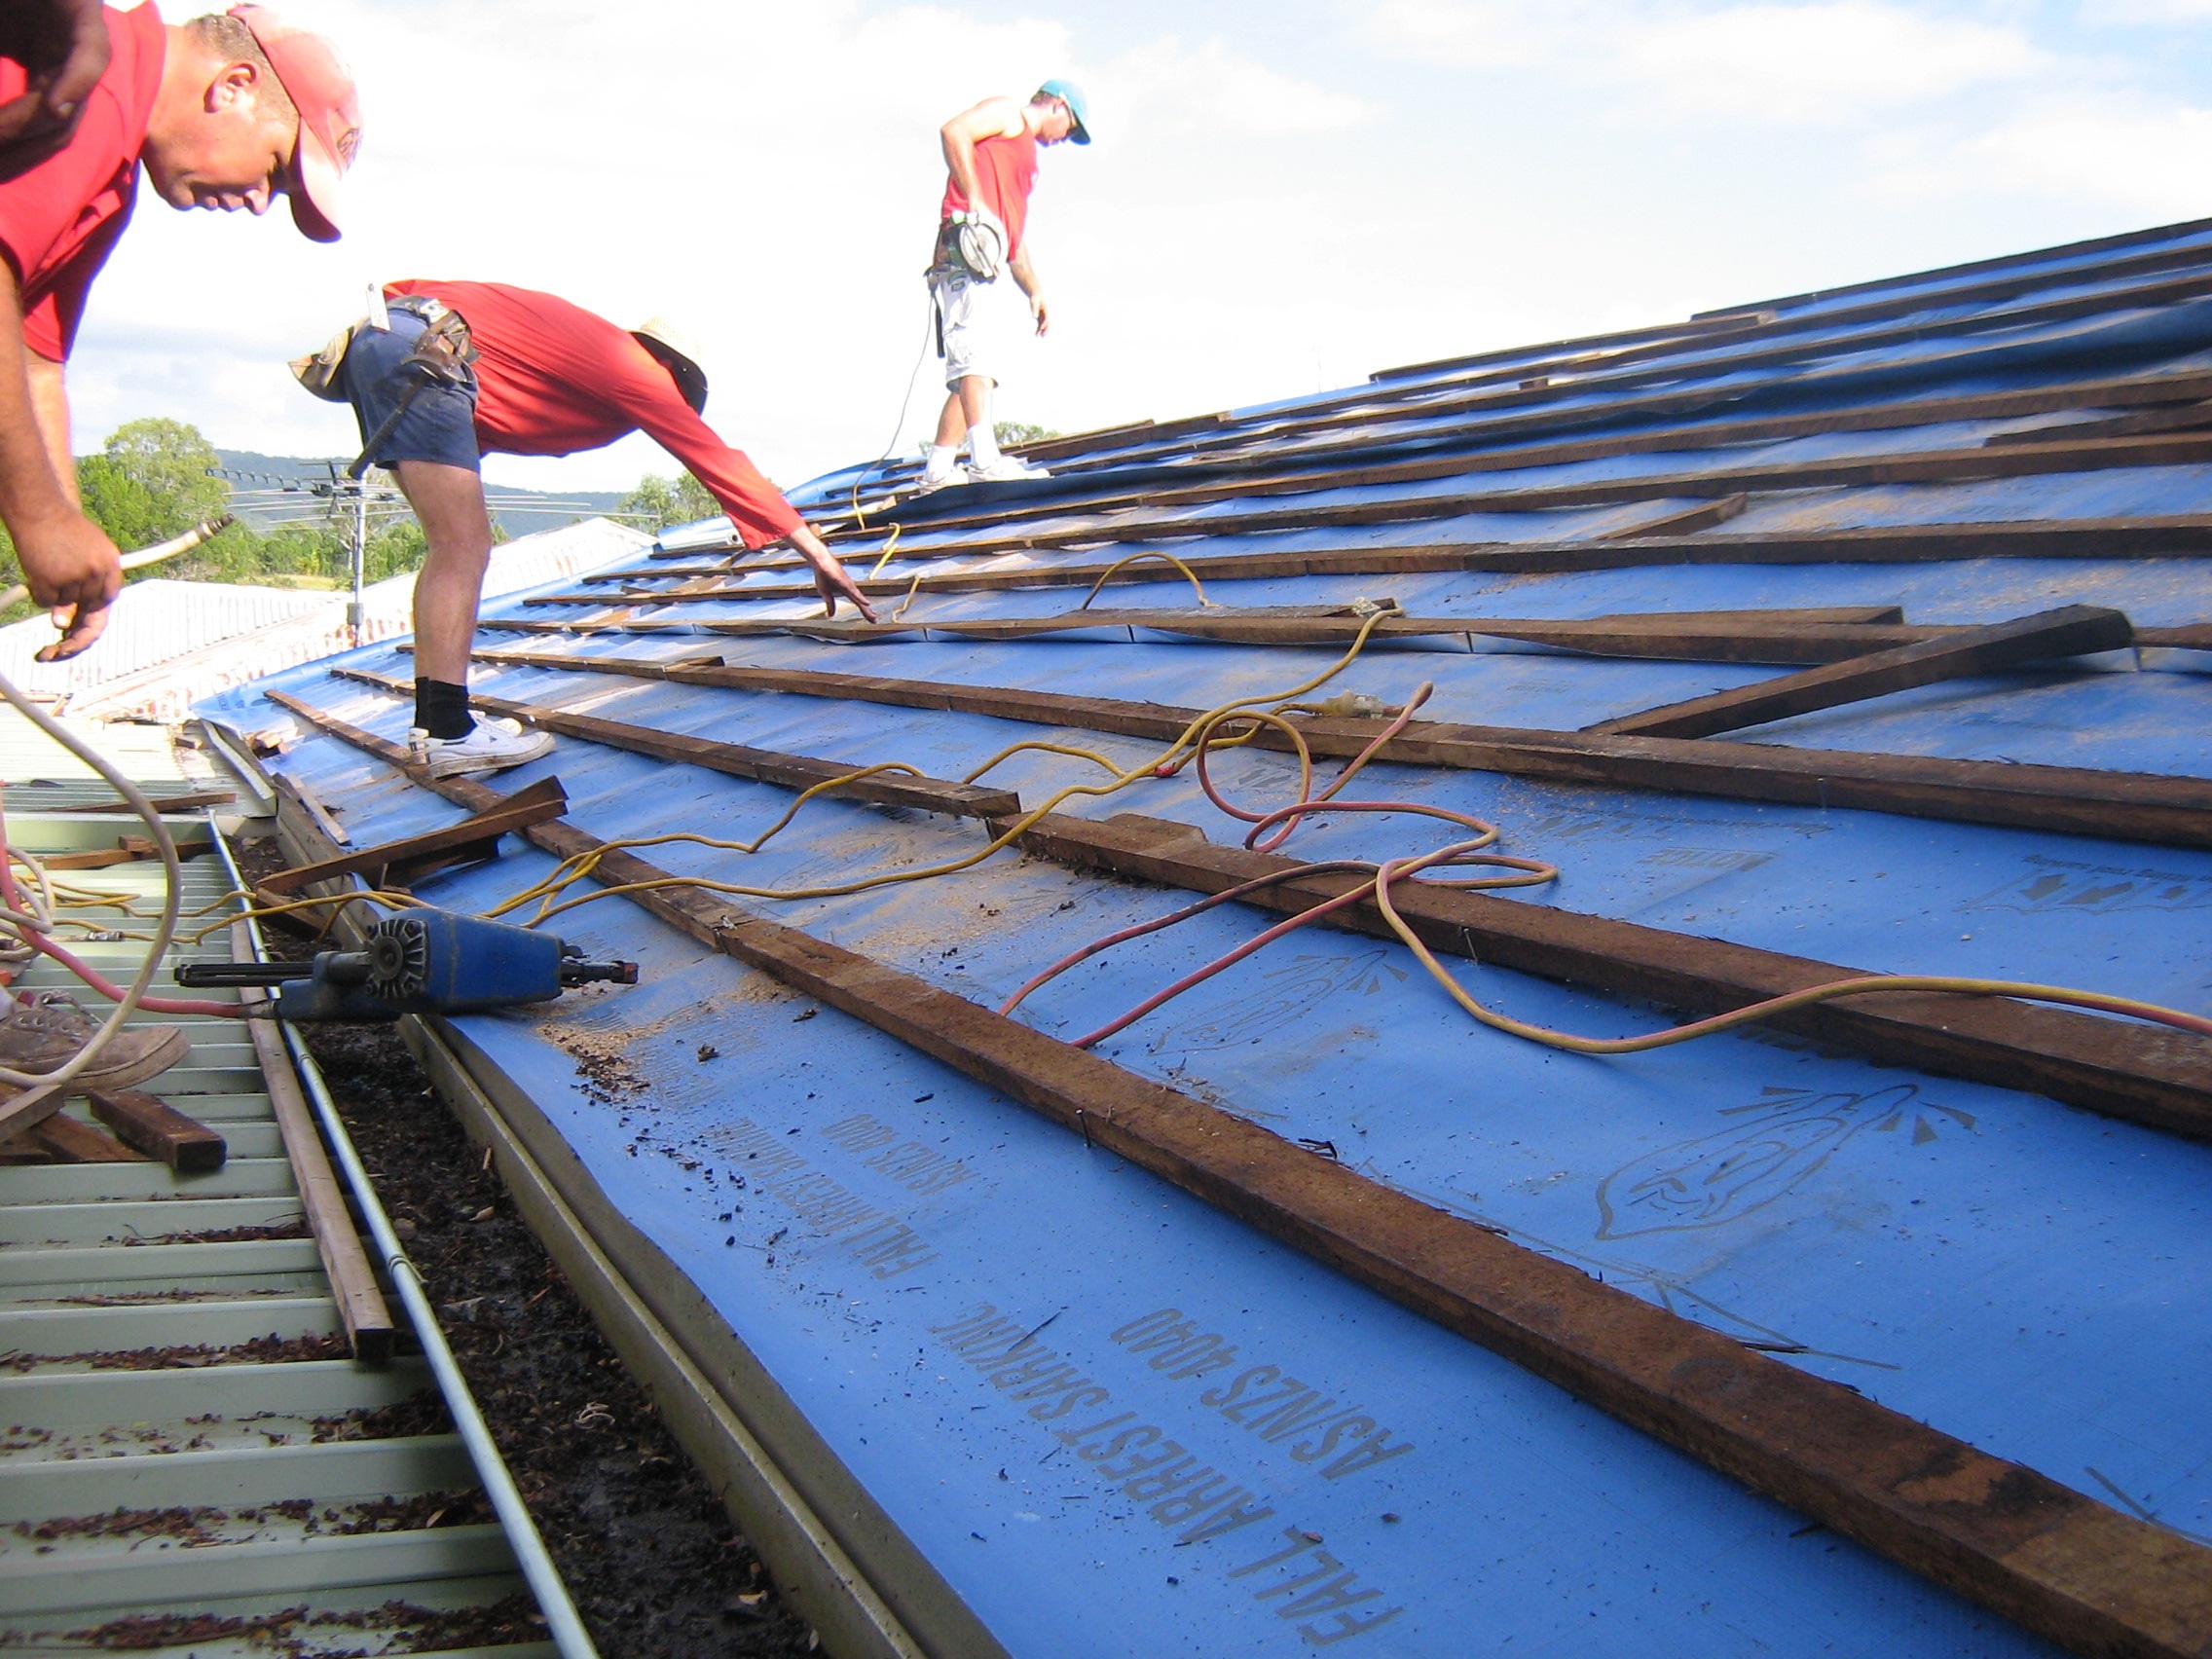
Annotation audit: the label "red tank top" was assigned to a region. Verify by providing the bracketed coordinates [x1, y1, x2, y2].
[940, 129, 1039, 260]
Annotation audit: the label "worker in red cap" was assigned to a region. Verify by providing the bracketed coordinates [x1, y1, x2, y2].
[918, 81, 1089, 493]
[0, 4, 359, 661]
[293, 280, 879, 777]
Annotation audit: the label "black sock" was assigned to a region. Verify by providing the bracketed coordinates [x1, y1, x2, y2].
[414, 678, 474, 740]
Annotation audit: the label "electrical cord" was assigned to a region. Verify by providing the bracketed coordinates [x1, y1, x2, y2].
[417, 608, 2212, 1065]
[998, 675, 1559, 1044]
[1372, 876, 2212, 1050]
[7, 872, 419, 949]
[473, 610, 1406, 927]
[991, 667, 2212, 1055]
[0, 673, 421, 1029]
[0, 668, 203, 1095]
[889, 572, 927, 622]
[1076, 551, 1219, 611]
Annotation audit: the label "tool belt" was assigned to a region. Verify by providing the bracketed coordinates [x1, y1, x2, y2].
[289, 294, 479, 403]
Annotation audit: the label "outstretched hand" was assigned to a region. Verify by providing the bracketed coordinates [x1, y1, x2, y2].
[0, 0, 112, 177]
[790, 524, 877, 622]
[812, 556, 878, 623]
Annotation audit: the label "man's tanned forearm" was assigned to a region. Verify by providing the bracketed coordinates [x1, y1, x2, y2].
[23, 354, 76, 503]
[0, 269, 75, 529]
[0, 265, 120, 656]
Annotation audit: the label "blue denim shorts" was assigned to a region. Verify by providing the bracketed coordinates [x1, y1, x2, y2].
[341, 310, 482, 472]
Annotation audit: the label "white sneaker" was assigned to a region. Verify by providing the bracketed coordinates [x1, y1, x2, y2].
[408, 718, 554, 778]
[967, 456, 1051, 482]
[914, 464, 969, 495]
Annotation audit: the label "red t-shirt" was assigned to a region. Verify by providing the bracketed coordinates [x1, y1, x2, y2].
[0, 4, 165, 362]
[940, 129, 1038, 261]
[384, 279, 804, 550]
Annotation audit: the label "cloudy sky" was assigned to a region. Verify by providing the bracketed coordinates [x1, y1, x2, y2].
[64, 0, 2212, 496]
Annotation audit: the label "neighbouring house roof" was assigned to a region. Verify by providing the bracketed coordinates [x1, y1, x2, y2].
[204, 215, 2212, 1659]
[0, 516, 651, 722]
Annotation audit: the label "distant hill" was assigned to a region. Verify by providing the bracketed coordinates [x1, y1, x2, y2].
[214, 449, 635, 539]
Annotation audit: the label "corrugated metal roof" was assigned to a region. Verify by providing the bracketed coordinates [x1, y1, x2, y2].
[203, 215, 2212, 1659]
[0, 581, 331, 697]
[0, 705, 197, 812]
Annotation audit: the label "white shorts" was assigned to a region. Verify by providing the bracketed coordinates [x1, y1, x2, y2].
[931, 269, 1022, 389]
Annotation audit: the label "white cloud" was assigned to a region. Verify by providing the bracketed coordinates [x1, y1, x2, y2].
[1611, 4, 2046, 120]
[2091, 0, 2212, 20]
[1365, 0, 1559, 67]
[1367, 0, 2046, 123]
[1876, 97, 2212, 216]
[1098, 37, 1379, 135]
[55, 0, 2212, 502]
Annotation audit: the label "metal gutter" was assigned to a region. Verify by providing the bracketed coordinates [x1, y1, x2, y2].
[200, 775, 597, 1657]
[200, 835, 552, 1659]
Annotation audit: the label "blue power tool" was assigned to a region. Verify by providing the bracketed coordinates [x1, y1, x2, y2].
[176, 910, 639, 1021]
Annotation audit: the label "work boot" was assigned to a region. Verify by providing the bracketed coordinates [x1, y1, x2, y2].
[408, 717, 554, 779]
[0, 990, 191, 1092]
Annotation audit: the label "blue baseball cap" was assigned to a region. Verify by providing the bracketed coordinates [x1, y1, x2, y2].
[1037, 79, 1091, 144]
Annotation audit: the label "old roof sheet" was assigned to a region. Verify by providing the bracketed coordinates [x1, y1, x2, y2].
[1, 517, 650, 721]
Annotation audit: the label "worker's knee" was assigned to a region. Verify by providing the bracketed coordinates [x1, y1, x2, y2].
[421, 533, 493, 582]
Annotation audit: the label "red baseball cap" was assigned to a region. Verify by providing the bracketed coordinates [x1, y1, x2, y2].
[227, 4, 360, 242]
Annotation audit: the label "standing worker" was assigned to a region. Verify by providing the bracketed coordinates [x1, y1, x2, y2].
[294, 279, 879, 777]
[0, 3, 360, 661]
[918, 81, 1089, 493]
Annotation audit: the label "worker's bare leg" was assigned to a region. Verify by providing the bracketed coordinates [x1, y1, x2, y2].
[933, 376, 992, 448]
[389, 460, 549, 773]
[394, 460, 493, 685]
[932, 387, 966, 451]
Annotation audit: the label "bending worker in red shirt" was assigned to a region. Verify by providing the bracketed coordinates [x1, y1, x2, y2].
[919, 81, 1089, 493]
[302, 280, 879, 776]
[0, 3, 359, 660]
